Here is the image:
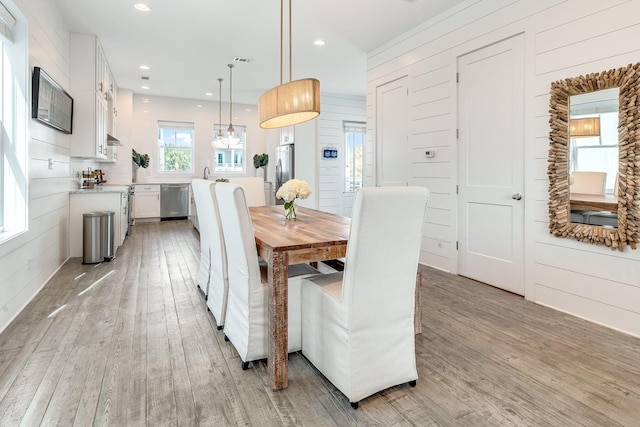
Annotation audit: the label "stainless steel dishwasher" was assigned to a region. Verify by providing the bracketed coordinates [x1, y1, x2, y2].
[160, 184, 189, 220]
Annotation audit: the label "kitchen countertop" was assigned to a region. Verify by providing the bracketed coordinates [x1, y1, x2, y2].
[70, 185, 130, 194]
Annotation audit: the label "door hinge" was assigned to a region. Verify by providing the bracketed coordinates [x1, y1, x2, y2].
[456, 241, 459, 250]
[456, 185, 459, 194]
[456, 129, 459, 139]
[456, 72, 459, 83]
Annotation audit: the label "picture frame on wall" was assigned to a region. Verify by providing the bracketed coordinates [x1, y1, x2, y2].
[31, 66, 74, 134]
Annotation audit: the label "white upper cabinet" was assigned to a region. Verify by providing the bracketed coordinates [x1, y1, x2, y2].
[69, 33, 118, 159]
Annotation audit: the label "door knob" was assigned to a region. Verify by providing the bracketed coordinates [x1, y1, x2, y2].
[512, 193, 522, 200]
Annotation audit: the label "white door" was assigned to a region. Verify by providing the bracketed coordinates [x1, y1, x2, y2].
[457, 35, 525, 295]
[376, 76, 408, 186]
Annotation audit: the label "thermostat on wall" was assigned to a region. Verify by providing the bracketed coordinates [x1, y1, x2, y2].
[322, 147, 338, 159]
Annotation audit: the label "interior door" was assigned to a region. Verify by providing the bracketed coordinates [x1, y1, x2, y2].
[376, 76, 408, 186]
[457, 34, 525, 295]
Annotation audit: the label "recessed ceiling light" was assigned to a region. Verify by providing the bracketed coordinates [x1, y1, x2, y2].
[245, 108, 252, 112]
[314, 39, 326, 46]
[205, 92, 213, 96]
[134, 3, 151, 12]
[141, 85, 150, 90]
[139, 65, 150, 70]
[142, 98, 149, 103]
[197, 105, 203, 108]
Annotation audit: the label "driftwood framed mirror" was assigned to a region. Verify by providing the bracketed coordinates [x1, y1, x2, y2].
[548, 62, 640, 250]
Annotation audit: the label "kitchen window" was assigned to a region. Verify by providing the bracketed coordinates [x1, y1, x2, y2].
[213, 124, 246, 173]
[157, 121, 195, 173]
[0, 0, 27, 244]
[344, 121, 365, 192]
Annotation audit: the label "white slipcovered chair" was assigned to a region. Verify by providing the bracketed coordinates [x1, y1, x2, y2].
[227, 177, 266, 207]
[301, 186, 429, 408]
[570, 171, 607, 195]
[191, 179, 213, 295]
[215, 183, 318, 369]
[191, 179, 229, 329]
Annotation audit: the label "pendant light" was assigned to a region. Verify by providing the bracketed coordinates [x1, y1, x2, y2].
[227, 64, 235, 137]
[211, 77, 225, 147]
[569, 117, 600, 138]
[259, 0, 320, 129]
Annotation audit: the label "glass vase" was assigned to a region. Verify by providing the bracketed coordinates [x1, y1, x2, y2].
[284, 201, 296, 220]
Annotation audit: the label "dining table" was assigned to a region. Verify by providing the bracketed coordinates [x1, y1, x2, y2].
[249, 205, 423, 391]
[569, 192, 618, 212]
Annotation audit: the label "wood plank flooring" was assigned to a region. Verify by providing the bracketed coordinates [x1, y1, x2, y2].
[1, 220, 640, 426]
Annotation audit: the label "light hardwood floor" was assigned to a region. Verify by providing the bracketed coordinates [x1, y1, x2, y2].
[1, 220, 639, 426]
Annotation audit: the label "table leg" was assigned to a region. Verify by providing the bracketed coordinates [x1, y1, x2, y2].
[415, 268, 422, 335]
[268, 251, 289, 390]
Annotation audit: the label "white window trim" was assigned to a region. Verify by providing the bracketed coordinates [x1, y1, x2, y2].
[0, 0, 28, 245]
[343, 121, 365, 193]
[212, 123, 247, 174]
[157, 120, 195, 175]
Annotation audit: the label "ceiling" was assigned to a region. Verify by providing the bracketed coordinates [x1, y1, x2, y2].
[53, 0, 465, 105]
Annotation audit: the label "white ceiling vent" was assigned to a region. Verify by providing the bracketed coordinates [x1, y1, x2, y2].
[233, 57, 250, 63]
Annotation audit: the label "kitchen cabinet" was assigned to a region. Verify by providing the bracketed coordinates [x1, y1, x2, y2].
[134, 184, 161, 219]
[99, 145, 117, 163]
[120, 191, 129, 243]
[70, 188, 129, 258]
[69, 33, 117, 159]
[189, 185, 199, 231]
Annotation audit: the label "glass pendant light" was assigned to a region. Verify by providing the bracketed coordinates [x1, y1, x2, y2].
[212, 77, 226, 148]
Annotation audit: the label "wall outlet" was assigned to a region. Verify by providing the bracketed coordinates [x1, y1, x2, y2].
[437, 238, 444, 248]
[27, 257, 32, 271]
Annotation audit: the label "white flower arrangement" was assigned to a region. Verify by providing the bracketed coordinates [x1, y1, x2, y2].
[276, 179, 312, 219]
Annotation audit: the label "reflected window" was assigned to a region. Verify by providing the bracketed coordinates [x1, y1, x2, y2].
[570, 112, 618, 193]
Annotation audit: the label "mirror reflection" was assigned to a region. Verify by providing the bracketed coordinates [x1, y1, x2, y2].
[568, 87, 619, 228]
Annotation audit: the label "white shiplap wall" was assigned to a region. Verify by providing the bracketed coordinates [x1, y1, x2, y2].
[0, 0, 71, 332]
[317, 94, 366, 216]
[366, 0, 640, 337]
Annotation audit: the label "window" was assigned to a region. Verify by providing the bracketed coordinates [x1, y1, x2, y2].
[344, 121, 365, 192]
[213, 124, 246, 173]
[570, 112, 619, 193]
[1, 0, 27, 244]
[157, 121, 194, 173]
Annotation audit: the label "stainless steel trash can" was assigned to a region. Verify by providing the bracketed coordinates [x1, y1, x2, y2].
[101, 211, 116, 261]
[83, 212, 103, 264]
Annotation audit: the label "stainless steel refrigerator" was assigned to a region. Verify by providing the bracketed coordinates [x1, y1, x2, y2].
[275, 144, 294, 205]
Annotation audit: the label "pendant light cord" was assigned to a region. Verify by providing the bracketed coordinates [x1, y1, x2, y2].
[228, 64, 234, 134]
[279, 0, 293, 84]
[279, 0, 283, 85]
[289, 0, 292, 83]
[217, 77, 223, 139]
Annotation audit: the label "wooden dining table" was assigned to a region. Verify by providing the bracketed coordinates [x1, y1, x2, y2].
[249, 205, 423, 391]
[249, 205, 349, 390]
[569, 192, 618, 212]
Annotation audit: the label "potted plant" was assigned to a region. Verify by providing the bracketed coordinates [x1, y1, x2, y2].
[253, 153, 269, 180]
[132, 149, 150, 183]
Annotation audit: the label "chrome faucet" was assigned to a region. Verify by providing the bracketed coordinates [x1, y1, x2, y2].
[203, 166, 211, 179]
